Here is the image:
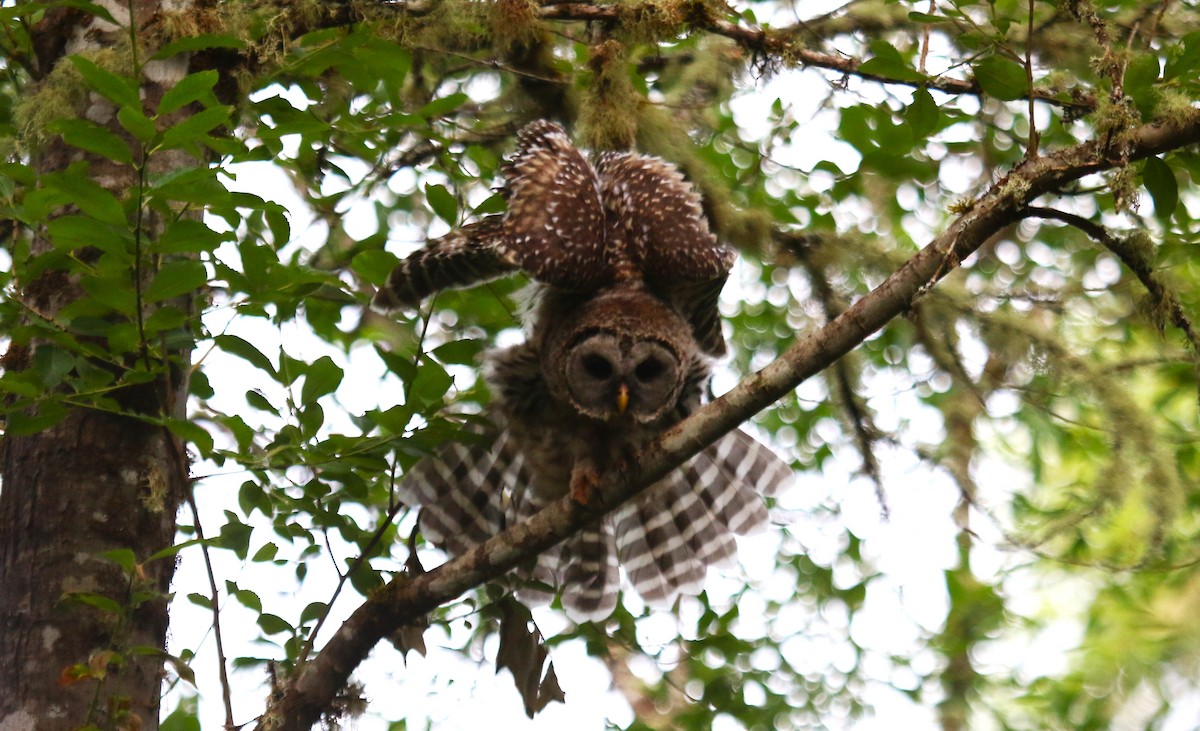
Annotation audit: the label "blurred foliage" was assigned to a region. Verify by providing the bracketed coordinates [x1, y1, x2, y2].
[1, 0, 1198, 728]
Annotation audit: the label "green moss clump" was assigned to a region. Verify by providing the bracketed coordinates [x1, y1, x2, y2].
[579, 40, 639, 152]
[14, 47, 132, 150]
[486, 0, 547, 52]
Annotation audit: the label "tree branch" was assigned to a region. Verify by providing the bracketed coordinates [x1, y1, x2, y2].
[258, 109, 1200, 731]
[535, 2, 1093, 112]
[1022, 205, 1200, 394]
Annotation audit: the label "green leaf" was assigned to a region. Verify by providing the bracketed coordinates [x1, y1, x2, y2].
[473, 192, 507, 215]
[145, 305, 188, 333]
[238, 480, 273, 517]
[156, 219, 231, 254]
[157, 70, 220, 116]
[410, 360, 453, 408]
[99, 548, 137, 574]
[64, 591, 123, 615]
[1165, 31, 1200, 81]
[146, 538, 208, 563]
[214, 334, 277, 378]
[150, 165, 229, 207]
[48, 119, 133, 164]
[161, 695, 201, 731]
[164, 418, 215, 456]
[418, 93, 469, 118]
[301, 356, 344, 403]
[432, 338, 485, 365]
[0, 162, 36, 186]
[33, 345, 75, 388]
[216, 511, 253, 559]
[69, 55, 141, 111]
[6, 403, 69, 436]
[257, 613, 293, 636]
[1142, 156, 1178, 219]
[351, 250, 401, 286]
[55, 1, 119, 25]
[144, 259, 208, 302]
[43, 169, 127, 226]
[1125, 53, 1160, 93]
[905, 88, 940, 139]
[245, 389, 278, 414]
[227, 582, 263, 613]
[118, 106, 158, 142]
[251, 543, 279, 562]
[152, 33, 246, 60]
[974, 56, 1028, 101]
[300, 601, 328, 624]
[47, 215, 131, 254]
[908, 11, 949, 23]
[159, 651, 197, 687]
[186, 592, 213, 610]
[425, 183, 458, 224]
[857, 43, 926, 83]
[160, 106, 232, 149]
[81, 274, 137, 315]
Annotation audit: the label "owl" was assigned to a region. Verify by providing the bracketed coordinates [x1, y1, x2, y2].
[379, 121, 792, 621]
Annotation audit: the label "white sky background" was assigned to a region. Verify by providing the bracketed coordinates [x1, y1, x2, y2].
[161, 6, 1197, 730]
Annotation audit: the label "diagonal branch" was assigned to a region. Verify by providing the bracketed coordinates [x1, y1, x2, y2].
[258, 110, 1200, 731]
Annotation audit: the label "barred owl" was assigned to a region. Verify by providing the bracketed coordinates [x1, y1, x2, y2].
[380, 121, 792, 621]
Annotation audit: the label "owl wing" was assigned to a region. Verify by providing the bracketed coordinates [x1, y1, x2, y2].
[613, 427, 792, 608]
[378, 121, 613, 309]
[374, 217, 518, 310]
[661, 274, 731, 357]
[595, 151, 735, 355]
[396, 421, 622, 623]
[393, 421, 514, 555]
[500, 120, 614, 292]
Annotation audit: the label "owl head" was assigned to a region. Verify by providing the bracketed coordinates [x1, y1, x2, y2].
[537, 286, 701, 424]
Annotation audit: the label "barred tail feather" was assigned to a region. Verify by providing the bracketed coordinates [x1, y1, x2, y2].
[396, 422, 793, 621]
[559, 526, 620, 622]
[614, 485, 707, 606]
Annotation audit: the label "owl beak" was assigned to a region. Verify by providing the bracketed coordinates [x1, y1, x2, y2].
[616, 383, 630, 415]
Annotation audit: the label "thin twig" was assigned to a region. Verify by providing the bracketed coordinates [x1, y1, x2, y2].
[1023, 206, 1200, 358]
[1025, 0, 1040, 157]
[185, 485, 236, 730]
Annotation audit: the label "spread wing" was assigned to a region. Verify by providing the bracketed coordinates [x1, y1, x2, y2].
[595, 151, 734, 355]
[612, 427, 792, 608]
[500, 119, 614, 292]
[374, 217, 517, 310]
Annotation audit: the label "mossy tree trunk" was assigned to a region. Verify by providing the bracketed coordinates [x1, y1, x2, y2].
[0, 3, 196, 729]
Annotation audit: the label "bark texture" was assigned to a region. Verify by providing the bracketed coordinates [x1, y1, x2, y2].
[0, 2, 194, 729]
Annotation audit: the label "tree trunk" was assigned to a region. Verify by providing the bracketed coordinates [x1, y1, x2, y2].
[0, 3, 194, 729]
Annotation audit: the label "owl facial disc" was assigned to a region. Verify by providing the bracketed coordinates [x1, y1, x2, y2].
[564, 333, 682, 423]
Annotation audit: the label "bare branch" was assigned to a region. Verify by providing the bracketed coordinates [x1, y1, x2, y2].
[258, 106, 1200, 731]
[1023, 205, 1200, 392]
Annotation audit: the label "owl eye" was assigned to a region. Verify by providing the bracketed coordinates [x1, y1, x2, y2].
[582, 353, 614, 380]
[634, 357, 666, 382]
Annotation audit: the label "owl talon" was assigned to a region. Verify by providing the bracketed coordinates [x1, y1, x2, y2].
[570, 464, 602, 505]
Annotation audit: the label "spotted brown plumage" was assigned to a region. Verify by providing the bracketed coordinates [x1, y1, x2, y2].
[374, 120, 734, 355]
[384, 121, 793, 621]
